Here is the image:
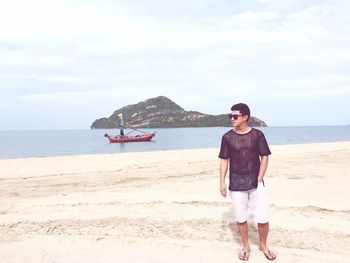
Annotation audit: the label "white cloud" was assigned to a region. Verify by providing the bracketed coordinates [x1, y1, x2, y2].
[222, 11, 280, 27]
[0, 0, 349, 129]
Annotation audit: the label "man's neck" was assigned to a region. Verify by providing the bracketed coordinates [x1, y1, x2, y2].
[234, 123, 252, 134]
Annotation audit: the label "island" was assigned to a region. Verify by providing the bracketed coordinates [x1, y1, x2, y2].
[90, 96, 267, 129]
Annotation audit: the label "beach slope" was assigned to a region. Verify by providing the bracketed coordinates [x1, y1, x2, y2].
[1, 142, 350, 262]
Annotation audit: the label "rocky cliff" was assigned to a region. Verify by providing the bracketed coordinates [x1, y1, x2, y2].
[90, 96, 267, 129]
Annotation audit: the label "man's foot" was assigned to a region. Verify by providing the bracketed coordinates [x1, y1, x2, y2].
[259, 247, 276, 261]
[238, 249, 250, 261]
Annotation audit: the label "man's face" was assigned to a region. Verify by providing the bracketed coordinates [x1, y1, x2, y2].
[230, 110, 247, 127]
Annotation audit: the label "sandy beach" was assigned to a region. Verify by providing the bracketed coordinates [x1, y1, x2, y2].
[1, 142, 350, 263]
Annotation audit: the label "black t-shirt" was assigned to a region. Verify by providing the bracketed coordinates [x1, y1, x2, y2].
[219, 128, 271, 176]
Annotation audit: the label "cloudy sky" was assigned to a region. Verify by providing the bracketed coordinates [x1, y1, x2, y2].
[0, 0, 349, 130]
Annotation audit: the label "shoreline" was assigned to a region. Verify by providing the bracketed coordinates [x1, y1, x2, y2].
[1, 141, 350, 262]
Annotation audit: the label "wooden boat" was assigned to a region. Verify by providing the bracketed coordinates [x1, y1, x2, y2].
[104, 131, 156, 143]
[105, 113, 156, 143]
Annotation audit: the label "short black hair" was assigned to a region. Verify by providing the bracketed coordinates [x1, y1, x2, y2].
[231, 103, 250, 121]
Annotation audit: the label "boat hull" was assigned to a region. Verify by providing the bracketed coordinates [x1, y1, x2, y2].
[105, 132, 156, 143]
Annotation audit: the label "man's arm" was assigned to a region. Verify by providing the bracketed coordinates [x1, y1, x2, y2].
[220, 159, 229, 197]
[258, 155, 269, 182]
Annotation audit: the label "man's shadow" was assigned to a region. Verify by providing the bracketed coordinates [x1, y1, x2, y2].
[221, 205, 260, 246]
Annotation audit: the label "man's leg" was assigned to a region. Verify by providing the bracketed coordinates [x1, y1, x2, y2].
[250, 183, 276, 260]
[237, 221, 250, 252]
[258, 222, 269, 249]
[258, 222, 276, 260]
[229, 190, 250, 259]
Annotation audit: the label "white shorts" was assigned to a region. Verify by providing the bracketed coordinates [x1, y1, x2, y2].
[229, 181, 269, 224]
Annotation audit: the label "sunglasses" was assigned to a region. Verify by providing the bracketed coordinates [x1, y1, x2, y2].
[228, 114, 243, 120]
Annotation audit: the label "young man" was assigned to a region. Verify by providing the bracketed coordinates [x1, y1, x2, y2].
[219, 103, 276, 261]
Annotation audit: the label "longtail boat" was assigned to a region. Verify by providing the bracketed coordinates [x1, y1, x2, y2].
[104, 131, 156, 143]
[104, 113, 156, 143]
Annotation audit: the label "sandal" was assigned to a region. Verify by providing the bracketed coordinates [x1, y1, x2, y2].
[260, 249, 276, 261]
[238, 249, 250, 261]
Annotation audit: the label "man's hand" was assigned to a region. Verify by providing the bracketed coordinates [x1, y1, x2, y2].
[258, 156, 268, 182]
[220, 183, 227, 198]
[220, 159, 228, 198]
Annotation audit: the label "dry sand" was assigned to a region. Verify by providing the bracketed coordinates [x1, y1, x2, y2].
[0, 142, 350, 263]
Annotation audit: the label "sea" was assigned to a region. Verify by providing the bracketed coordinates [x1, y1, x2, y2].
[0, 126, 349, 159]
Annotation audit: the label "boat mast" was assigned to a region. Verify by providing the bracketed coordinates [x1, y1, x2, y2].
[118, 113, 124, 136]
[146, 119, 150, 133]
